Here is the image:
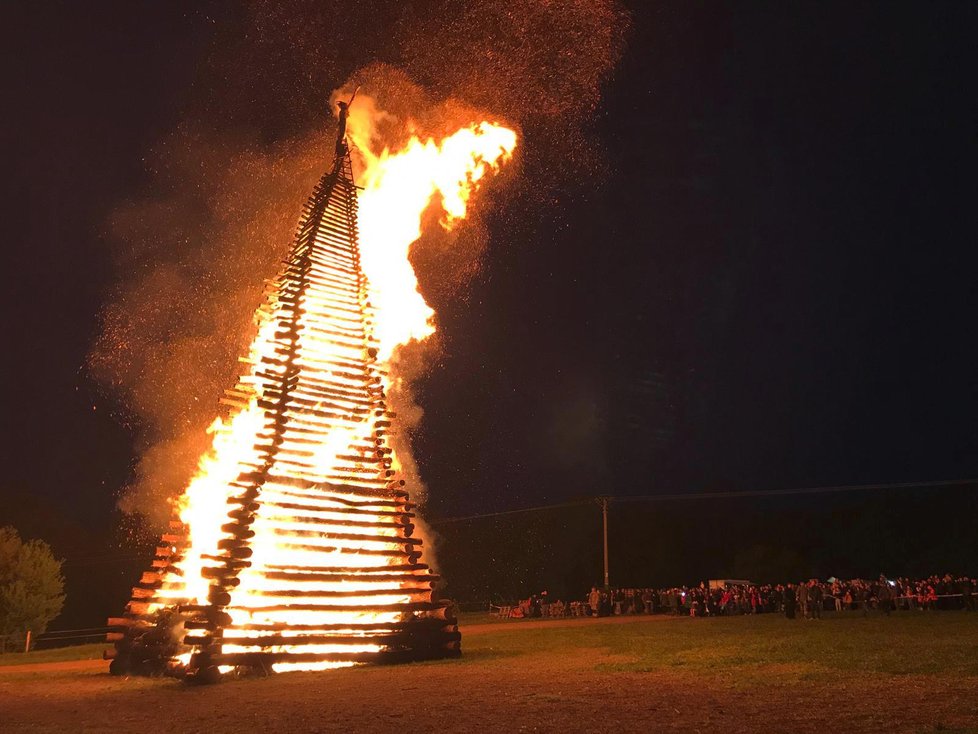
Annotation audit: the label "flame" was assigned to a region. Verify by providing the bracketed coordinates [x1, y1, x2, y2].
[350, 100, 518, 360]
[145, 92, 516, 674]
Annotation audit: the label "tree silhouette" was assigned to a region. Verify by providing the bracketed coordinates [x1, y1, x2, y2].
[0, 526, 65, 650]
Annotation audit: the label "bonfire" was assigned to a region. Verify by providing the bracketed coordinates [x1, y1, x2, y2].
[107, 89, 516, 682]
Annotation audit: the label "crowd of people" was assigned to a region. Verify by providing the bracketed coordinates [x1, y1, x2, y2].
[497, 574, 977, 619]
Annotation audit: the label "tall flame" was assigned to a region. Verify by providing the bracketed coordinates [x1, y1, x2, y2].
[143, 92, 516, 674]
[350, 97, 518, 359]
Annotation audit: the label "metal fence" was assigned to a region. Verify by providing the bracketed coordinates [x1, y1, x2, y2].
[0, 626, 111, 654]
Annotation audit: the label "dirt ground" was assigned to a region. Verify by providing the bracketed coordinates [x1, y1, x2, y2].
[1, 615, 976, 733]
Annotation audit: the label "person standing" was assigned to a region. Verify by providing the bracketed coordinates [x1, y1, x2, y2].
[832, 580, 844, 612]
[809, 581, 823, 620]
[797, 580, 809, 619]
[588, 586, 601, 617]
[859, 583, 871, 616]
[641, 588, 652, 614]
[959, 577, 974, 612]
[878, 577, 893, 616]
[783, 583, 797, 619]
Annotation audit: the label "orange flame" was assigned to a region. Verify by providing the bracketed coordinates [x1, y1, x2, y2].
[349, 94, 518, 359]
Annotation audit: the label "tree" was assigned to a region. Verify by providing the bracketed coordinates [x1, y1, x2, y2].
[0, 526, 65, 650]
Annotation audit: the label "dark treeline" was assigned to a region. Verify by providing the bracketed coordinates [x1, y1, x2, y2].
[434, 484, 978, 604]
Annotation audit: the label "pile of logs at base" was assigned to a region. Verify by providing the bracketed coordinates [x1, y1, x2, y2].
[106, 149, 460, 683]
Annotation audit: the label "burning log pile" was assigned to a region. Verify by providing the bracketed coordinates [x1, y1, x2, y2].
[105, 95, 502, 682]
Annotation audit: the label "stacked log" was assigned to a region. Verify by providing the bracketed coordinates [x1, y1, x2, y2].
[108, 143, 459, 682]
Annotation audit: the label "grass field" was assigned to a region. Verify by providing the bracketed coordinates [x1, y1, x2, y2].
[2, 612, 977, 733]
[0, 642, 109, 667]
[474, 612, 978, 678]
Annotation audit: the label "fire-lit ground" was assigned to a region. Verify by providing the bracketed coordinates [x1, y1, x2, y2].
[4, 614, 978, 733]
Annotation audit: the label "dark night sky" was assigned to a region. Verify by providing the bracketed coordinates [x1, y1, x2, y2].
[2, 2, 977, 616]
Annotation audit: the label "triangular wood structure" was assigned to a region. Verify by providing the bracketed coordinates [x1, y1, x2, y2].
[107, 119, 459, 682]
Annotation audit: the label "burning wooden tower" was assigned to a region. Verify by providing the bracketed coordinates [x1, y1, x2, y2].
[107, 93, 463, 682]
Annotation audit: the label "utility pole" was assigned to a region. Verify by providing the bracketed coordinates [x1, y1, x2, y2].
[599, 497, 610, 590]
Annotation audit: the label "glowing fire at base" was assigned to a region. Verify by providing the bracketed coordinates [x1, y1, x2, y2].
[106, 92, 516, 681]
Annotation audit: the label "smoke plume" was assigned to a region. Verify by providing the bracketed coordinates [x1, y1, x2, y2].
[89, 1, 628, 527]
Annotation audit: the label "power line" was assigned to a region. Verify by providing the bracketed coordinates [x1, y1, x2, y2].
[44, 478, 978, 563]
[612, 477, 978, 503]
[428, 477, 978, 590]
[429, 499, 592, 526]
[429, 478, 978, 525]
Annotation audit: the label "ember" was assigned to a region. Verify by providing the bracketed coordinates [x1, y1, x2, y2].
[107, 90, 516, 682]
